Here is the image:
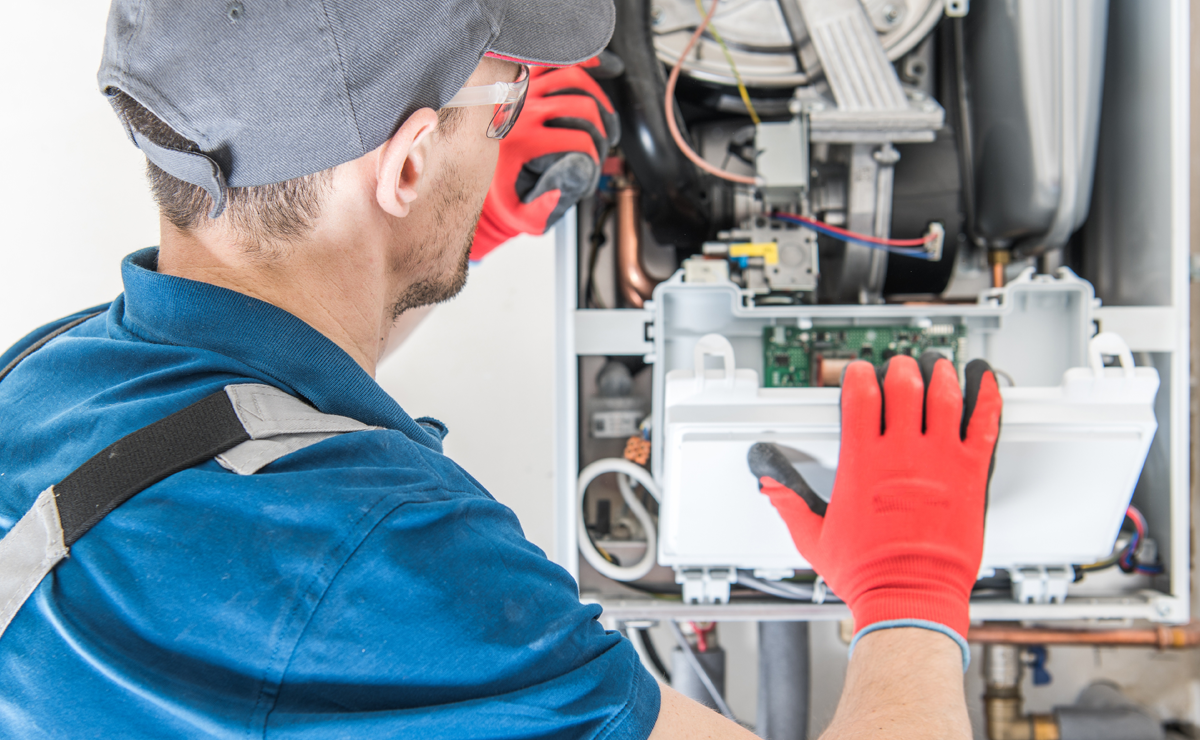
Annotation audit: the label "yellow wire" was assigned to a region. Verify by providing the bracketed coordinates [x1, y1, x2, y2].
[595, 544, 617, 564]
[694, 0, 761, 125]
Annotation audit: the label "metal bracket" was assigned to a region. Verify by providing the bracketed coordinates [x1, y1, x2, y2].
[573, 308, 654, 356]
[1148, 594, 1185, 623]
[675, 566, 738, 604]
[793, 0, 944, 143]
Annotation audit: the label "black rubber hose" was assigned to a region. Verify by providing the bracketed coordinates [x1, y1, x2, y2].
[637, 627, 671, 683]
[606, 0, 712, 252]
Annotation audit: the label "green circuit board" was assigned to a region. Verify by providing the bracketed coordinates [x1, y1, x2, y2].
[762, 324, 968, 388]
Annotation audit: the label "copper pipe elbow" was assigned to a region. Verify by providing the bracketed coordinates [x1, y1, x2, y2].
[616, 186, 658, 308]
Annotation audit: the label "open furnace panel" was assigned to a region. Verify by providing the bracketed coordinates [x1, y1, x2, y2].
[553, 0, 1189, 628]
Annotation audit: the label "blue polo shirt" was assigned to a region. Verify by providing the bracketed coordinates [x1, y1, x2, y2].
[0, 249, 658, 739]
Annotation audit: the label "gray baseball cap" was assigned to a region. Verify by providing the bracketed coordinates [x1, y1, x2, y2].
[98, 0, 615, 218]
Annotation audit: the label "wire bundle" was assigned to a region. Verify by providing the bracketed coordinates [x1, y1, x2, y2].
[1079, 504, 1164, 575]
[771, 212, 939, 258]
[1119, 505, 1163, 575]
[660, 1, 944, 256]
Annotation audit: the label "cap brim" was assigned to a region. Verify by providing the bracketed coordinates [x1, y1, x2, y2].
[486, 0, 615, 66]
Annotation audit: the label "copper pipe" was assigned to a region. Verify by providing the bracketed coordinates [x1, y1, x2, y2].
[616, 185, 658, 308]
[969, 622, 1200, 649]
[986, 697, 1059, 740]
[989, 248, 1011, 288]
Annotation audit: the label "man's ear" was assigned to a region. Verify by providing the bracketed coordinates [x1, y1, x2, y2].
[376, 108, 440, 218]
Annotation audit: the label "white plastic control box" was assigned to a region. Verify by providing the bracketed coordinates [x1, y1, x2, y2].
[658, 330, 1159, 574]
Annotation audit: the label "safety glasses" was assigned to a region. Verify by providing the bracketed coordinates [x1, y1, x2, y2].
[442, 64, 530, 140]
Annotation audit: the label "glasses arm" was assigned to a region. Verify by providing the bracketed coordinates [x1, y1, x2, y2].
[443, 80, 523, 108]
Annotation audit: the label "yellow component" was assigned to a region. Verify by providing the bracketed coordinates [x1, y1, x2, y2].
[729, 242, 779, 265]
[694, 0, 761, 125]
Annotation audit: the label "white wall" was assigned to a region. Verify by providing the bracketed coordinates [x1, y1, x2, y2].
[0, 2, 160, 350]
[0, 4, 557, 556]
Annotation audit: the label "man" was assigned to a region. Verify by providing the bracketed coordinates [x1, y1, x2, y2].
[0, 1, 1001, 738]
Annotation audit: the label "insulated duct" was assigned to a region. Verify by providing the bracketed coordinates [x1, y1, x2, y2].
[756, 621, 810, 740]
[606, 0, 712, 252]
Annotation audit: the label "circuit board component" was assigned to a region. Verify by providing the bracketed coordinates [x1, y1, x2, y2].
[762, 324, 968, 388]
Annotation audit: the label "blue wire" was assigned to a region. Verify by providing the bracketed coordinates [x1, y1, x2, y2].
[1121, 528, 1139, 570]
[770, 214, 934, 259]
[1120, 522, 1163, 573]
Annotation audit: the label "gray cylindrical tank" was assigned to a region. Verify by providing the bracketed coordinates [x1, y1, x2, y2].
[1055, 681, 1165, 740]
[756, 621, 810, 740]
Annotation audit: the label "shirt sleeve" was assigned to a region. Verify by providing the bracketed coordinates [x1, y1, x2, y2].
[266, 492, 661, 740]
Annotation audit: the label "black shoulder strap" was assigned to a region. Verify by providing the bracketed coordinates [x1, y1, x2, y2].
[54, 391, 250, 546]
[1, 311, 253, 545]
[0, 312, 378, 641]
[0, 382, 377, 640]
[0, 389, 251, 639]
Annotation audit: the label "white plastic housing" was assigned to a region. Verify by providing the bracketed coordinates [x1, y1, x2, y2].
[658, 333, 1159, 573]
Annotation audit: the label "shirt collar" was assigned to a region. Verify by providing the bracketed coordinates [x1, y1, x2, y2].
[117, 248, 443, 452]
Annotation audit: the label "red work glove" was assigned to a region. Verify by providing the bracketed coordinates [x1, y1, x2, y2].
[470, 59, 620, 261]
[748, 353, 1002, 664]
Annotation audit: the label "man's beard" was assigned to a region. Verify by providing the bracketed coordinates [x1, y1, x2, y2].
[389, 245, 472, 320]
[389, 165, 483, 321]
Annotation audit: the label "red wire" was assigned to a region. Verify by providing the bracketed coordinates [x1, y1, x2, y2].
[775, 212, 934, 248]
[1120, 505, 1147, 570]
[688, 621, 715, 653]
[1127, 505, 1146, 541]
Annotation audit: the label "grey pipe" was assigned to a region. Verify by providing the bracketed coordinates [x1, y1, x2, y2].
[756, 621, 810, 740]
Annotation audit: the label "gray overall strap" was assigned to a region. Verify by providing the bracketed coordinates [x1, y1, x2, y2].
[0, 383, 378, 640]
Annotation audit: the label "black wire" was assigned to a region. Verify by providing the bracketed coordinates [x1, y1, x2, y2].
[637, 627, 671, 684]
[615, 579, 683, 596]
[950, 15, 981, 247]
[584, 199, 615, 309]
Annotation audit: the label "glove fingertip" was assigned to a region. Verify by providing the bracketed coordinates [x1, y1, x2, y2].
[748, 442, 827, 517]
[962, 359, 1003, 444]
[917, 350, 942, 390]
[842, 358, 875, 382]
[840, 360, 884, 437]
